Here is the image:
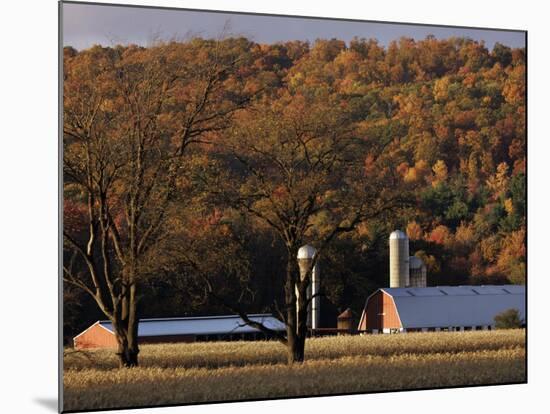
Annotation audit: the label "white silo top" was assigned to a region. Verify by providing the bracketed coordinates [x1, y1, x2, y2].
[409, 256, 425, 269]
[297, 244, 317, 259]
[389, 230, 408, 240]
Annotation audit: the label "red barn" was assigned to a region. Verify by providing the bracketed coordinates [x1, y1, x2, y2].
[358, 285, 525, 333]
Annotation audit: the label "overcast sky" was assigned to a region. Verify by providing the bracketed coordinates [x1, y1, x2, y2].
[62, 2, 526, 51]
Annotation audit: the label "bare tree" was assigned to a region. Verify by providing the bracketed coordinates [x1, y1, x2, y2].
[62, 40, 251, 366]
[201, 90, 407, 363]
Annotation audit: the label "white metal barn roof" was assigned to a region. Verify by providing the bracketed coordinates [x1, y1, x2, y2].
[380, 285, 525, 329]
[99, 314, 286, 337]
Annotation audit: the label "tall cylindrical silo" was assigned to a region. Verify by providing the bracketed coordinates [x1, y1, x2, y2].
[389, 230, 409, 288]
[297, 244, 320, 330]
[311, 263, 320, 329]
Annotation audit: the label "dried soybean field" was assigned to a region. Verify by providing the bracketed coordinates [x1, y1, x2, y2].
[63, 329, 526, 412]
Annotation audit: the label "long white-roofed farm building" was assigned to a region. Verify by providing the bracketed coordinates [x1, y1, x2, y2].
[73, 230, 526, 348]
[73, 314, 286, 349]
[358, 285, 525, 333]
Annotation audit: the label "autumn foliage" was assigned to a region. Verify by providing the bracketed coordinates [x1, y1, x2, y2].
[63, 35, 526, 343]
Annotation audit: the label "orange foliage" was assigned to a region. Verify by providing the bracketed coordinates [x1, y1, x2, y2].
[406, 221, 423, 241]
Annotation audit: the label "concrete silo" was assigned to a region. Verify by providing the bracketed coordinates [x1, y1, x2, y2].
[409, 255, 427, 287]
[389, 230, 409, 288]
[297, 244, 320, 330]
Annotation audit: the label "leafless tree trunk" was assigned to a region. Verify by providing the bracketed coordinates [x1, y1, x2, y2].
[198, 92, 409, 363]
[63, 41, 252, 367]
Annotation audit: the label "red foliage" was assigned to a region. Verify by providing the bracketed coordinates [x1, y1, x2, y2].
[427, 225, 451, 245]
[64, 200, 87, 237]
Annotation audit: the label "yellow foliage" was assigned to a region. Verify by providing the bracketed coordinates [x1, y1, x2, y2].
[502, 66, 525, 105]
[414, 250, 440, 274]
[403, 167, 418, 183]
[504, 198, 514, 215]
[404, 160, 430, 184]
[433, 76, 450, 102]
[480, 235, 500, 262]
[497, 228, 526, 268]
[486, 162, 510, 200]
[406, 221, 423, 240]
[455, 222, 475, 246]
[431, 159, 448, 187]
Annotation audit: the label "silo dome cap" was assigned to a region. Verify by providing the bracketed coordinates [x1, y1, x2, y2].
[389, 230, 408, 240]
[297, 244, 317, 259]
[409, 255, 425, 269]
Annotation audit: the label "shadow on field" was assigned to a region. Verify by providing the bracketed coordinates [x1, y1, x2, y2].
[34, 397, 58, 412]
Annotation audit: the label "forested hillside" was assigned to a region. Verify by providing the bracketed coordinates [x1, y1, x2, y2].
[63, 36, 525, 342]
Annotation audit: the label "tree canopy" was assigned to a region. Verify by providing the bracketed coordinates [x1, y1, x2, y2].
[63, 36, 526, 351]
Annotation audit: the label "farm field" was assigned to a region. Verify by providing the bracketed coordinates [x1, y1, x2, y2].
[63, 329, 526, 412]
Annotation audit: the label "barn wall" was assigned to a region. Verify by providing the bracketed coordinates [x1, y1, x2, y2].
[74, 324, 118, 349]
[359, 291, 401, 331]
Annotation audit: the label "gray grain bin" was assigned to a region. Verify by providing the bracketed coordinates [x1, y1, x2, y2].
[337, 308, 355, 334]
[409, 255, 427, 287]
[389, 230, 409, 288]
